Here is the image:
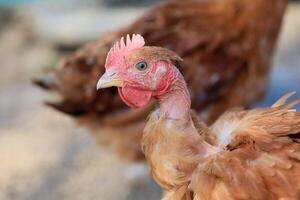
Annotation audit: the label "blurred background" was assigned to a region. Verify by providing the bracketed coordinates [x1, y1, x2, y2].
[0, 0, 300, 200]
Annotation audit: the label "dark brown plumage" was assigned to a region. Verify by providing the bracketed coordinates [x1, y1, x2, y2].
[34, 0, 288, 160]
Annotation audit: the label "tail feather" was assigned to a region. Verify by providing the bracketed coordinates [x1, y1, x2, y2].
[267, 92, 300, 137]
[234, 92, 300, 138]
[283, 98, 300, 110]
[271, 92, 296, 108]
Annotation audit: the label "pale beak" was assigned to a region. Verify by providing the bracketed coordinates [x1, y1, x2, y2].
[96, 70, 123, 90]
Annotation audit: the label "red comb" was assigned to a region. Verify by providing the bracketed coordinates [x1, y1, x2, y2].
[105, 34, 145, 68]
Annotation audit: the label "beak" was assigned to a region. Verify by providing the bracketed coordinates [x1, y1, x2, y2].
[96, 70, 123, 90]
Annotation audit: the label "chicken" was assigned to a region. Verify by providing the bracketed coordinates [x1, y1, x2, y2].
[97, 34, 300, 200]
[35, 0, 288, 160]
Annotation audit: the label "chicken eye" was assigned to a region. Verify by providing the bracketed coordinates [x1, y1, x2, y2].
[135, 61, 148, 71]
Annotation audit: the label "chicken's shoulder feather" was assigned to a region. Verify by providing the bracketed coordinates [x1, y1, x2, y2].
[190, 93, 300, 199]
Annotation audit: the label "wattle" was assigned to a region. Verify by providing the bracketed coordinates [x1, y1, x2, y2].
[118, 86, 152, 109]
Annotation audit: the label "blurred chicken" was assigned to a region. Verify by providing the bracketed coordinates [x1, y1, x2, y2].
[97, 35, 300, 199]
[35, 0, 288, 160]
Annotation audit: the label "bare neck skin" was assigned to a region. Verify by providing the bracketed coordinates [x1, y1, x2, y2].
[154, 66, 217, 156]
[155, 68, 191, 121]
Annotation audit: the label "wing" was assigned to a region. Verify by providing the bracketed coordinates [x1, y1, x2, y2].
[190, 93, 300, 200]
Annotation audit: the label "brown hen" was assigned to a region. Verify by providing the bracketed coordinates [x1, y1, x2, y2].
[96, 34, 300, 199]
[35, 0, 288, 160]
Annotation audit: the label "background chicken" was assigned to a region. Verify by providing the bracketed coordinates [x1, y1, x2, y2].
[35, 0, 288, 160]
[97, 35, 300, 199]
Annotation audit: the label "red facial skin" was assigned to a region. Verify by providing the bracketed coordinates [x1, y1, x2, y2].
[107, 56, 177, 109]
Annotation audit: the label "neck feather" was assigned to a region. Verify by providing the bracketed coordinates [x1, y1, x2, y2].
[155, 68, 191, 120]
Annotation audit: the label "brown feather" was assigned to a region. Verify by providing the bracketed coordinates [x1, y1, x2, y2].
[129, 47, 184, 64]
[272, 91, 296, 108]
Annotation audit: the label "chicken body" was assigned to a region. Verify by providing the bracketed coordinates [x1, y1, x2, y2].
[97, 35, 300, 200]
[142, 93, 300, 200]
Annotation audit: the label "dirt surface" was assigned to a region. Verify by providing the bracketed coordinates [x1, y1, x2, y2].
[0, 4, 299, 200]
